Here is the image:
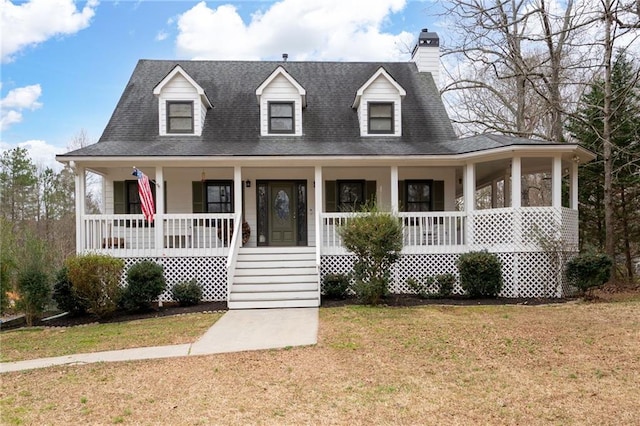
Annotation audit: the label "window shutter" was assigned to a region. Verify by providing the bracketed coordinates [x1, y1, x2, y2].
[325, 181, 336, 212]
[192, 181, 204, 213]
[164, 181, 167, 212]
[433, 180, 445, 211]
[398, 180, 405, 212]
[114, 181, 126, 214]
[365, 181, 377, 204]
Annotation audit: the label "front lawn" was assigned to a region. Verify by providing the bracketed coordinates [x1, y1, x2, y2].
[1, 299, 639, 425]
[0, 313, 221, 362]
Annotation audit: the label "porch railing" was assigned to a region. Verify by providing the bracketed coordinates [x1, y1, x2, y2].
[81, 213, 235, 257]
[320, 211, 467, 255]
[320, 207, 576, 255]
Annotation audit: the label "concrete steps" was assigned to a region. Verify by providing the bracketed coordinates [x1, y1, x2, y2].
[228, 247, 320, 309]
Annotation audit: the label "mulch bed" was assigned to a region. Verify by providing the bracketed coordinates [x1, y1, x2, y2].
[2, 295, 576, 330]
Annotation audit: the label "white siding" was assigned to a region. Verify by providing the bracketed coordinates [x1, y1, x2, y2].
[158, 74, 206, 136]
[260, 74, 303, 136]
[357, 75, 402, 137]
[411, 46, 440, 86]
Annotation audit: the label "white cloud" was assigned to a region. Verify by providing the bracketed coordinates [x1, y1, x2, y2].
[0, 139, 65, 172]
[175, 0, 414, 61]
[155, 30, 168, 41]
[1, 0, 98, 63]
[0, 84, 43, 131]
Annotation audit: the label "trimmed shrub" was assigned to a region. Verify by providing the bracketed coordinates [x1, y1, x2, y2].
[457, 251, 503, 297]
[436, 273, 455, 297]
[52, 266, 88, 315]
[339, 207, 403, 305]
[122, 261, 166, 311]
[408, 273, 456, 298]
[16, 269, 50, 326]
[565, 251, 612, 293]
[171, 279, 203, 306]
[65, 254, 124, 318]
[323, 273, 350, 300]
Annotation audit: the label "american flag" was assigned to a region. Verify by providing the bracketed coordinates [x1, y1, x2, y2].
[132, 168, 155, 223]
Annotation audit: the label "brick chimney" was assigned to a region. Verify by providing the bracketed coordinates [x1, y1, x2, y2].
[410, 29, 440, 86]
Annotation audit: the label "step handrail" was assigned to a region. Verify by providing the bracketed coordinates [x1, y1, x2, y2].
[225, 212, 243, 302]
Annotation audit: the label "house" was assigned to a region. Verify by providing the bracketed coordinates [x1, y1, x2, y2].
[56, 29, 595, 308]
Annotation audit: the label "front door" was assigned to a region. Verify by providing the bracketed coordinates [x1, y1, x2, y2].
[257, 180, 307, 246]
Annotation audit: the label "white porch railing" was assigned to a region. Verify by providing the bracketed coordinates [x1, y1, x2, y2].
[225, 212, 243, 300]
[81, 213, 235, 257]
[320, 207, 576, 255]
[320, 212, 467, 255]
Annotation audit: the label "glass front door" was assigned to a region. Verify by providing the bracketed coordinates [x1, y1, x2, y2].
[257, 180, 307, 246]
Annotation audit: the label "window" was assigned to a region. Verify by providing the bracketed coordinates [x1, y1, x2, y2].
[204, 181, 233, 213]
[268, 102, 294, 134]
[124, 180, 156, 214]
[405, 180, 432, 212]
[368, 102, 393, 134]
[338, 181, 365, 211]
[167, 101, 194, 133]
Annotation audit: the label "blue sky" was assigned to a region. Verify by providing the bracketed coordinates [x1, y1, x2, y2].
[0, 0, 440, 169]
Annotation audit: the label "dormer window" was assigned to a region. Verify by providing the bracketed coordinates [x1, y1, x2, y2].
[256, 66, 306, 136]
[353, 67, 406, 137]
[368, 102, 394, 134]
[153, 65, 212, 136]
[268, 102, 294, 134]
[167, 101, 194, 134]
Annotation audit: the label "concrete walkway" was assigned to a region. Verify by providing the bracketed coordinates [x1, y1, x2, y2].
[1, 308, 318, 374]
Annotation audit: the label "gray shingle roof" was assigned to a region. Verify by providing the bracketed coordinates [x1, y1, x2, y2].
[61, 60, 561, 158]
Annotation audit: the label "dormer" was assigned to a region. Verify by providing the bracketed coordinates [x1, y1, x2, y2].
[352, 67, 406, 137]
[256, 66, 306, 136]
[153, 65, 212, 136]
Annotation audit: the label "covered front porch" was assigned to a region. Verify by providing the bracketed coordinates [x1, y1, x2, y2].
[67, 147, 588, 303]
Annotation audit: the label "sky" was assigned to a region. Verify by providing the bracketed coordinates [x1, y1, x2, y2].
[0, 0, 441, 171]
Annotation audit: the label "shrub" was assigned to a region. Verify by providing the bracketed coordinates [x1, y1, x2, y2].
[436, 273, 455, 297]
[323, 273, 350, 299]
[16, 269, 50, 326]
[339, 207, 403, 305]
[65, 254, 124, 318]
[171, 279, 203, 306]
[408, 273, 456, 298]
[565, 251, 612, 293]
[121, 261, 166, 311]
[457, 251, 503, 298]
[52, 266, 88, 315]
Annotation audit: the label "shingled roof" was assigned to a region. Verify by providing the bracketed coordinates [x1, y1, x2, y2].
[62, 60, 561, 158]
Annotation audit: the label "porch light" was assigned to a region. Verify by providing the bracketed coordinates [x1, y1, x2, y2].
[245, 180, 251, 188]
[201, 170, 206, 181]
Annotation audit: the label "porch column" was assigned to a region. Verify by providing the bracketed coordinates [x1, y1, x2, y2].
[234, 166, 242, 217]
[511, 157, 522, 208]
[570, 158, 579, 209]
[314, 166, 323, 259]
[390, 165, 399, 213]
[463, 163, 475, 213]
[74, 164, 86, 253]
[154, 166, 164, 252]
[552, 155, 562, 209]
[464, 163, 475, 245]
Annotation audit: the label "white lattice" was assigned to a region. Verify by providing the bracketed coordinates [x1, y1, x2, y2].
[321, 251, 568, 299]
[122, 257, 227, 302]
[470, 208, 514, 247]
[560, 208, 579, 251]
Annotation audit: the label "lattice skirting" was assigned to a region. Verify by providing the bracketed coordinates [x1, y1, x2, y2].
[121, 257, 227, 302]
[321, 252, 576, 298]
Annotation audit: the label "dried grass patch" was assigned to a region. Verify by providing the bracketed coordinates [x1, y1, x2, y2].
[2, 301, 639, 425]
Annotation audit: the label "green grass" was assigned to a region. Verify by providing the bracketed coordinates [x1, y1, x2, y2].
[0, 312, 222, 362]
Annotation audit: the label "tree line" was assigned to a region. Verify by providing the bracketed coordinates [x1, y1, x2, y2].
[439, 0, 640, 281]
